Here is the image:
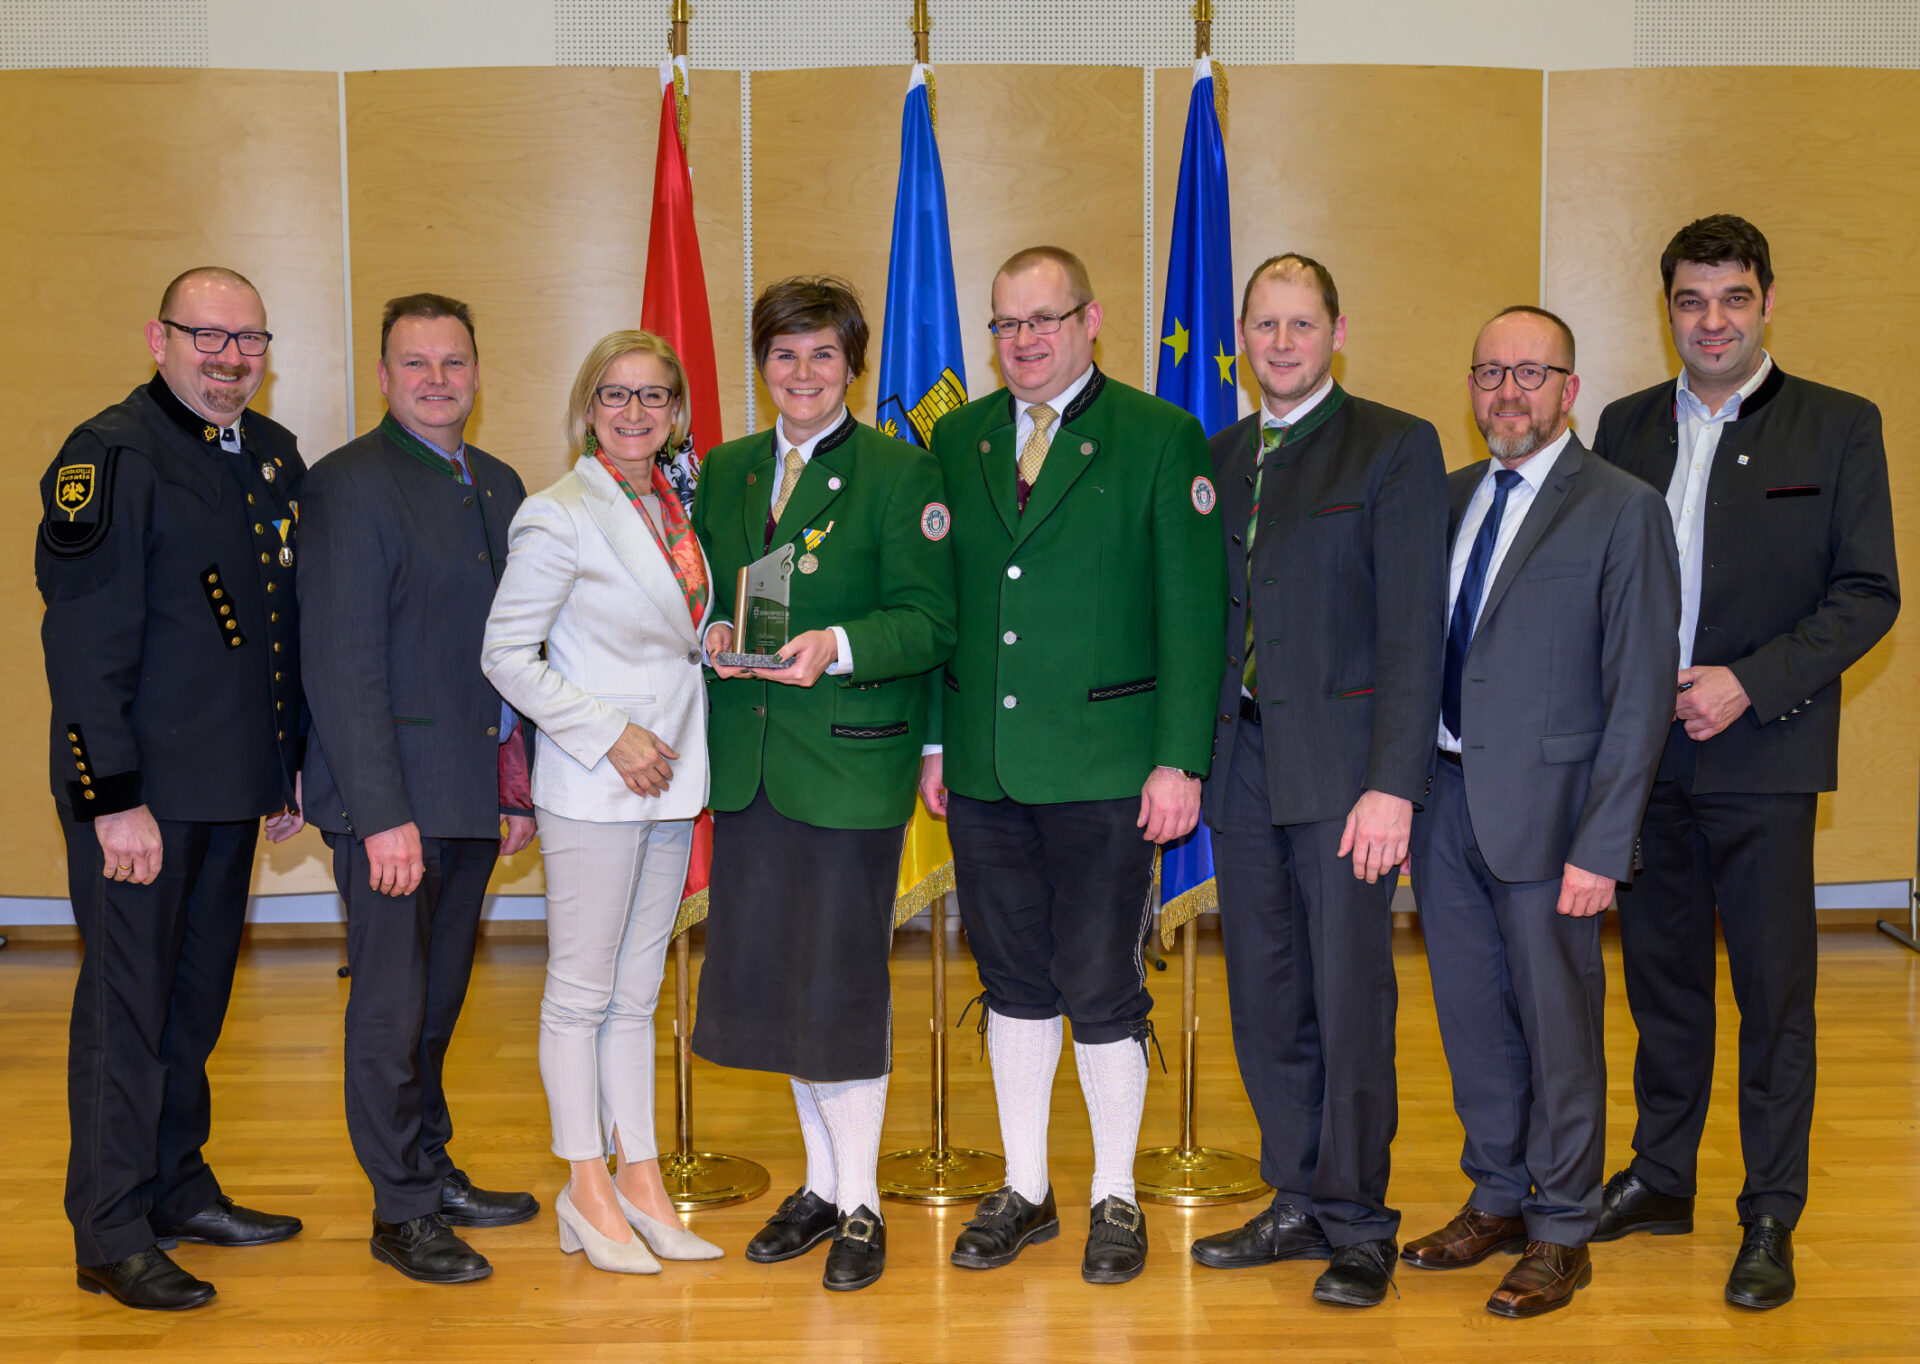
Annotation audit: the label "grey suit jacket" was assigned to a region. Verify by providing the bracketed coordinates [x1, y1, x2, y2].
[1443, 434, 1681, 883]
[298, 421, 527, 841]
[1202, 386, 1450, 827]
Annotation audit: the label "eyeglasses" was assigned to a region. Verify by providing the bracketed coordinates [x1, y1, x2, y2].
[162, 320, 273, 356]
[595, 384, 675, 409]
[987, 303, 1088, 338]
[1470, 362, 1571, 391]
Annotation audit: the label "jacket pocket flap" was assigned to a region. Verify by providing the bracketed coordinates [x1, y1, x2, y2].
[831, 722, 909, 740]
[1521, 558, 1588, 580]
[1540, 729, 1602, 764]
[1765, 485, 1821, 498]
[1309, 502, 1365, 517]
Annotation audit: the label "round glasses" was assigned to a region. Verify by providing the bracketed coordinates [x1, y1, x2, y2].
[1470, 362, 1571, 391]
[595, 383, 674, 409]
[163, 320, 272, 356]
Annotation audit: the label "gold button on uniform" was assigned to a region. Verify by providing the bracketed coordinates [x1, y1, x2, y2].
[486, 725, 498, 737]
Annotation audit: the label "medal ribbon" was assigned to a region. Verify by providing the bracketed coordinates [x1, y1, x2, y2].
[590, 436, 710, 627]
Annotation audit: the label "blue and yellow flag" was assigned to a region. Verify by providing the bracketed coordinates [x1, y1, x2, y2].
[878, 62, 964, 926]
[1154, 56, 1235, 946]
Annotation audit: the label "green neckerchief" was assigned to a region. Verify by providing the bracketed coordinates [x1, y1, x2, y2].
[379, 411, 496, 565]
[1255, 380, 1347, 455]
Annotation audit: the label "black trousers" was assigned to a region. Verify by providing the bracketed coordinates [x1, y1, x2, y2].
[947, 792, 1156, 1045]
[62, 807, 259, 1264]
[1615, 730, 1819, 1226]
[1410, 758, 1607, 1246]
[1211, 716, 1399, 1245]
[328, 831, 497, 1222]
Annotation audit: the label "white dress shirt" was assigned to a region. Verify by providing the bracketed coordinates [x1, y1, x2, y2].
[1668, 353, 1773, 668]
[772, 407, 852, 674]
[1437, 428, 1573, 752]
[1014, 364, 1095, 454]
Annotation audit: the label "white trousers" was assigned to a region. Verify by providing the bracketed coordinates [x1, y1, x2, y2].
[536, 808, 694, 1163]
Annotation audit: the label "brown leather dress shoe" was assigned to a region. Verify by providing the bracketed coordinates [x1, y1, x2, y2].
[1486, 1241, 1592, 1318]
[1401, 1204, 1528, 1270]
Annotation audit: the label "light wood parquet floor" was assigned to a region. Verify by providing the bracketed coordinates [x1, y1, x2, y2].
[1, 918, 1916, 1363]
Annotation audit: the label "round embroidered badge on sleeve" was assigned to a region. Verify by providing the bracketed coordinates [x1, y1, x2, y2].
[1191, 476, 1217, 514]
[921, 502, 951, 540]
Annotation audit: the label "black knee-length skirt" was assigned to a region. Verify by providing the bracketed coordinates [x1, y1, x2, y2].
[691, 786, 907, 1082]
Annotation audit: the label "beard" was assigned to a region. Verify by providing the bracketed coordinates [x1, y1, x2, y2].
[196, 360, 253, 416]
[1481, 413, 1554, 462]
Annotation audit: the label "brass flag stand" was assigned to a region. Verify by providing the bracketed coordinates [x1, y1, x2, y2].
[662, 930, 768, 1210]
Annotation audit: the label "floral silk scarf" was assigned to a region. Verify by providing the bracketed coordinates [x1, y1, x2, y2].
[589, 436, 710, 626]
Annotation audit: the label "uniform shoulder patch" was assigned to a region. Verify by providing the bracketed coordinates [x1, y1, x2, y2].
[40, 447, 116, 559]
[1190, 475, 1216, 515]
[921, 501, 951, 540]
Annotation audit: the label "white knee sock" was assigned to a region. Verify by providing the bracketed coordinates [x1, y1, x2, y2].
[810, 1075, 890, 1217]
[987, 1012, 1063, 1204]
[1075, 1038, 1148, 1207]
[791, 1077, 836, 1203]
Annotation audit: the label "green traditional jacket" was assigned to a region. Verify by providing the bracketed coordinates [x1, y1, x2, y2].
[927, 368, 1227, 804]
[694, 414, 957, 829]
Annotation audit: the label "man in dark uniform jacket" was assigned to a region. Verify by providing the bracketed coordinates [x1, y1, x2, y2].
[1591, 215, 1899, 1311]
[1189, 255, 1447, 1308]
[38, 266, 308, 1311]
[298, 294, 537, 1285]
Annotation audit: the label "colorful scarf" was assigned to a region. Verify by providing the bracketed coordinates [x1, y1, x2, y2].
[588, 434, 709, 626]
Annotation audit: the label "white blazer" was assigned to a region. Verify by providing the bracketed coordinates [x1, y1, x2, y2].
[482, 455, 713, 823]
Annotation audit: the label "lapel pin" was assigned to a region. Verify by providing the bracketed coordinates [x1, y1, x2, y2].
[1737, 454, 1749, 465]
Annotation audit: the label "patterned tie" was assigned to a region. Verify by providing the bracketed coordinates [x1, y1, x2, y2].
[1242, 422, 1288, 696]
[771, 447, 805, 521]
[1440, 467, 1523, 739]
[1019, 404, 1057, 487]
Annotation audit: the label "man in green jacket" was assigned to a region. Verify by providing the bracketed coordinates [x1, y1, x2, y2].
[921, 246, 1227, 1284]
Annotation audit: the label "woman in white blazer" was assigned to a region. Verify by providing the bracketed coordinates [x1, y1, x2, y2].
[481, 330, 721, 1274]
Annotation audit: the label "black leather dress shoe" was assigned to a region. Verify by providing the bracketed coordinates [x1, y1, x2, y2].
[1592, 1168, 1694, 1242]
[745, 1187, 840, 1264]
[439, 1170, 538, 1228]
[1081, 1196, 1148, 1285]
[1311, 1238, 1398, 1307]
[77, 1246, 216, 1311]
[1725, 1215, 1794, 1309]
[951, 1186, 1061, 1269]
[822, 1206, 886, 1291]
[369, 1213, 492, 1284]
[154, 1194, 303, 1249]
[1191, 1203, 1332, 1268]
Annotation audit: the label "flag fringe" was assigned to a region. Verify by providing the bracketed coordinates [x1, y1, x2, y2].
[1158, 876, 1218, 951]
[893, 857, 955, 929]
[672, 885, 708, 940]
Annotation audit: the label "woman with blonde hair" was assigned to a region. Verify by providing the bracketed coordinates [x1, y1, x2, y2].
[482, 329, 721, 1273]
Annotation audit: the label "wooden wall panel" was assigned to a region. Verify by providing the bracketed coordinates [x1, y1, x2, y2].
[0, 69, 349, 897]
[1155, 65, 1542, 470]
[750, 66, 1145, 425]
[1546, 68, 1920, 881]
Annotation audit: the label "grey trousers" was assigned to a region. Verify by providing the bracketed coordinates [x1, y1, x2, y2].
[535, 809, 693, 1163]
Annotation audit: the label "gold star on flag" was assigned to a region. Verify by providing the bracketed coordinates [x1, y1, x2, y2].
[1162, 318, 1190, 367]
[1214, 341, 1235, 385]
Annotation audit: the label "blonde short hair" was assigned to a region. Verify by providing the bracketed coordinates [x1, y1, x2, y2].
[994, 245, 1095, 307]
[565, 330, 692, 457]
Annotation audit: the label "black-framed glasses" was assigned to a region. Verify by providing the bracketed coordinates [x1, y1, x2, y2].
[595, 383, 675, 410]
[162, 319, 272, 356]
[1470, 362, 1571, 391]
[987, 302, 1088, 338]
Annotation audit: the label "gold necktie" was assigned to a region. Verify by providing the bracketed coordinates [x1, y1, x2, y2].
[1018, 404, 1057, 486]
[771, 448, 805, 521]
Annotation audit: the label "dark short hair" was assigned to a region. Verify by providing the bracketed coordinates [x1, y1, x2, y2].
[381, 292, 477, 360]
[158, 266, 259, 318]
[751, 276, 870, 378]
[994, 245, 1096, 308]
[1239, 253, 1339, 323]
[1486, 304, 1577, 369]
[1661, 214, 1773, 298]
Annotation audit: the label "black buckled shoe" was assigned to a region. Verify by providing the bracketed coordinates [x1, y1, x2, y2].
[76, 1246, 216, 1311]
[153, 1194, 303, 1249]
[369, 1212, 492, 1284]
[1311, 1238, 1398, 1307]
[822, 1207, 886, 1292]
[745, 1187, 840, 1264]
[951, 1185, 1061, 1269]
[438, 1169, 539, 1228]
[1081, 1196, 1148, 1285]
[1592, 1168, 1694, 1242]
[1725, 1215, 1794, 1310]
[1191, 1203, 1333, 1268]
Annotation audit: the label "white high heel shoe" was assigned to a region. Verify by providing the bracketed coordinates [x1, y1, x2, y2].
[557, 1185, 662, 1274]
[616, 1188, 725, 1260]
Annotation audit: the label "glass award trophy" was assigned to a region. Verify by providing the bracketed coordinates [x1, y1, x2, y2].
[715, 543, 796, 669]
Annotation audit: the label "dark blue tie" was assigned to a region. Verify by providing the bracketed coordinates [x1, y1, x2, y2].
[1441, 468, 1522, 740]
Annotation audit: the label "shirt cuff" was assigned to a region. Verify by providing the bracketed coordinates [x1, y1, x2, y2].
[921, 744, 943, 756]
[827, 624, 852, 676]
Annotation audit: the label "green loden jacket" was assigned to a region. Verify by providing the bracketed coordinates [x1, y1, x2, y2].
[928, 367, 1227, 804]
[695, 414, 957, 830]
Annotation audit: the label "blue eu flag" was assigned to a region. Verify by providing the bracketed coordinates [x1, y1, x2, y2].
[1155, 57, 1236, 936]
[877, 64, 967, 447]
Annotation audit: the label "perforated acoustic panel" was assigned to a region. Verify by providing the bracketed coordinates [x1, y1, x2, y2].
[1635, 0, 1920, 67]
[556, 0, 1294, 68]
[0, 0, 207, 68]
